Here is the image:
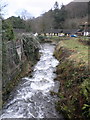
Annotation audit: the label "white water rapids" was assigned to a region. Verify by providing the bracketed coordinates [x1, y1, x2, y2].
[1, 43, 64, 119]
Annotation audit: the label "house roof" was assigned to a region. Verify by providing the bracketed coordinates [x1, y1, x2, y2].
[44, 29, 77, 34]
[77, 28, 90, 32]
[63, 29, 77, 34]
[44, 29, 62, 33]
[77, 29, 84, 32]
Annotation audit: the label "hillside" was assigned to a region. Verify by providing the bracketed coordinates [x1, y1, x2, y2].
[31, 1, 89, 32]
[66, 2, 88, 18]
[64, 1, 88, 28]
[5, 1, 89, 33]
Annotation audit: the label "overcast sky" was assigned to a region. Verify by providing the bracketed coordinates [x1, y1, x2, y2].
[4, 0, 74, 18]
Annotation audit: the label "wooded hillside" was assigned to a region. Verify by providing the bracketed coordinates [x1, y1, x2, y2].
[5, 2, 88, 33]
[30, 1, 88, 33]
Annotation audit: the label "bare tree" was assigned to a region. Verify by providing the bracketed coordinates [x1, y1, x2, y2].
[0, 0, 7, 18]
[54, 1, 59, 10]
[16, 9, 33, 20]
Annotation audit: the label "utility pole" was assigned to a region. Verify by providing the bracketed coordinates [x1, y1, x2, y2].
[84, 22, 87, 36]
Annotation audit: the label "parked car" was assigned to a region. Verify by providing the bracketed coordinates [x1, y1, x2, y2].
[70, 34, 77, 37]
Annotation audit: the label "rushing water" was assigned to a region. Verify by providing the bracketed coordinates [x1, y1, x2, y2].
[1, 43, 64, 119]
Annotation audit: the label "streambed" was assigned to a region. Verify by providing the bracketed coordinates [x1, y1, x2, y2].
[1, 43, 64, 119]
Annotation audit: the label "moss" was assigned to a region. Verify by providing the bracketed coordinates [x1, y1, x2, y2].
[22, 34, 40, 64]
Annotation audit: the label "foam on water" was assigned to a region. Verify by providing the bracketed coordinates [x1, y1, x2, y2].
[1, 43, 64, 119]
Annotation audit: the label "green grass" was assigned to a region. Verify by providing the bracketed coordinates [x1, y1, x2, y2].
[60, 38, 88, 64]
[79, 36, 89, 41]
[54, 37, 90, 120]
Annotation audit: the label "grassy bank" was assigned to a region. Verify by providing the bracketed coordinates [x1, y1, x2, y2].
[54, 37, 90, 120]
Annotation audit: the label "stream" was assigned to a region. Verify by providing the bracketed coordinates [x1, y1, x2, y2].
[1, 43, 64, 119]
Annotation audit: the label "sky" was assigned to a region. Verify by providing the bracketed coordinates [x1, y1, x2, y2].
[3, 0, 74, 18]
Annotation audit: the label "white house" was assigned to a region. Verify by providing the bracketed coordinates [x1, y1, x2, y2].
[84, 29, 90, 36]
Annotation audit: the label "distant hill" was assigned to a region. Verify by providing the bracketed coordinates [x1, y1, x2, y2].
[65, 2, 88, 18]
[26, 1, 89, 31]
[5, 1, 89, 33]
[63, 1, 88, 29]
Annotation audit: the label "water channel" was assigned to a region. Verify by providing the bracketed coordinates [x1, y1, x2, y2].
[1, 43, 64, 119]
